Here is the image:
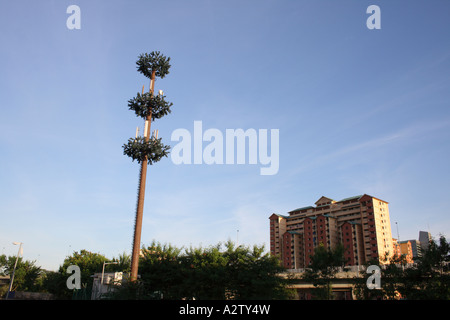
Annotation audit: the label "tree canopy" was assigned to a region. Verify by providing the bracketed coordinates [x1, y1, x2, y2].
[354, 235, 450, 300]
[0, 255, 43, 294]
[105, 241, 292, 300]
[301, 243, 346, 300]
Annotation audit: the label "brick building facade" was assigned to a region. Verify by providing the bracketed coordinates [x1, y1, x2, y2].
[269, 194, 394, 268]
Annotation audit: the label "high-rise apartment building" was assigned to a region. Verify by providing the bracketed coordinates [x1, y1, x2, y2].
[269, 194, 394, 268]
[409, 239, 422, 262]
[419, 231, 432, 252]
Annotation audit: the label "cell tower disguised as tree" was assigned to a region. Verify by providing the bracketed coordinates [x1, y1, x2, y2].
[122, 51, 173, 281]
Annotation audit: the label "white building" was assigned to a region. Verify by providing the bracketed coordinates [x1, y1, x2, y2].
[91, 272, 123, 300]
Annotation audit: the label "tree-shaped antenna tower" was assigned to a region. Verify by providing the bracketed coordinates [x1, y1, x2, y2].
[122, 51, 173, 281]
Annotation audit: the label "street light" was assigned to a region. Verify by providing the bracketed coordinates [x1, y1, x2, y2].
[5, 242, 23, 300]
[101, 261, 118, 284]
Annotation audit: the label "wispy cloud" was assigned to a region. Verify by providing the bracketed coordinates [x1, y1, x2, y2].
[290, 118, 450, 176]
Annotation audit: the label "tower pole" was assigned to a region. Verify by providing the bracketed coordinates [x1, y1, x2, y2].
[130, 70, 156, 282]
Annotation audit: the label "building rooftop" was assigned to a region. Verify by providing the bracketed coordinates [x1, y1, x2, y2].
[339, 195, 363, 202]
[288, 195, 363, 213]
[287, 206, 314, 213]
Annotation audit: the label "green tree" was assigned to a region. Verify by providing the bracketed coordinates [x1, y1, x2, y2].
[354, 235, 450, 300]
[302, 243, 346, 300]
[181, 244, 228, 300]
[111, 251, 131, 274]
[104, 241, 291, 300]
[52, 250, 109, 299]
[60, 250, 108, 283]
[0, 255, 43, 294]
[223, 241, 290, 300]
[139, 241, 184, 299]
[420, 234, 450, 275]
[42, 250, 131, 300]
[401, 235, 450, 299]
[102, 241, 184, 300]
[40, 270, 68, 299]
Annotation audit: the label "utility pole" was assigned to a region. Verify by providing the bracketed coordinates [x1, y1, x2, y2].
[123, 52, 172, 282]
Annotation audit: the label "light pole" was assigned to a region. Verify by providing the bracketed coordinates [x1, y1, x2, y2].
[5, 242, 23, 300]
[91, 261, 119, 300]
[101, 261, 118, 284]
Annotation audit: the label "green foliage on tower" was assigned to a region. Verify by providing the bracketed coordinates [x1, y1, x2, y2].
[136, 51, 171, 79]
[127, 92, 172, 120]
[123, 136, 170, 165]
[122, 51, 172, 165]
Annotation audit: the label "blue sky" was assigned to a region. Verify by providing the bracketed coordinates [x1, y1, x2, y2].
[1, 0, 449, 271]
